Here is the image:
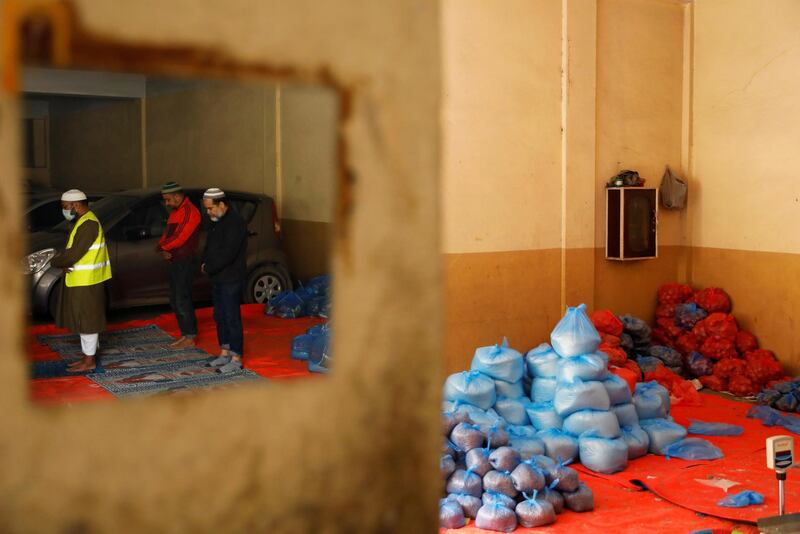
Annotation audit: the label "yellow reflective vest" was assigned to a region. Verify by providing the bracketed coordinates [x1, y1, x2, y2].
[65, 211, 112, 287]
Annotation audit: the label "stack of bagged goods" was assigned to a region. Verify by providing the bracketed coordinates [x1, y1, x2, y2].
[589, 310, 643, 387]
[291, 322, 331, 373]
[650, 283, 787, 398]
[441, 337, 595, 530]
[439, 304, 725, 529]
[266, 274, 331, 318]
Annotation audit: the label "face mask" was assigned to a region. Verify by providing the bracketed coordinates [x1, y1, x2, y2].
[62, 209, 76, 221]
[210, 216, 219, 222]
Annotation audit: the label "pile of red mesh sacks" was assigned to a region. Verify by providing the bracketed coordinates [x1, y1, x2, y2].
[652, 283, 788, 397]
[590, 309, 702, 406]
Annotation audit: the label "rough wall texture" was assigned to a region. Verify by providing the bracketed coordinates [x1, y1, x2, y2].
[0, 1, 441, 532]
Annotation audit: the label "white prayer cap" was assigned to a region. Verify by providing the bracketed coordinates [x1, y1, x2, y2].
[203, 187, 226, 200]
[61, 189, 87, 202]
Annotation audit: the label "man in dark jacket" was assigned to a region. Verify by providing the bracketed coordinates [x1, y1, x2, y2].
[201, 188, 248, 373]
[158, 181, 202, 349]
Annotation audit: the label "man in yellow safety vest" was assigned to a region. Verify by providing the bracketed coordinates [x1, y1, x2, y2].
[50, 189, 112, 373]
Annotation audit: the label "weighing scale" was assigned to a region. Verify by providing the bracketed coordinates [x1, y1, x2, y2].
[757, 435, 800, 533]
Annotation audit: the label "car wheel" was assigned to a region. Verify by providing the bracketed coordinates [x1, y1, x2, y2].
[246, 265, 288, 304]
[48, 283, 61, 320]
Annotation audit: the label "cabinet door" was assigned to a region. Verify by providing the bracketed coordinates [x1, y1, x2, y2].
[623, 189, 656, 259]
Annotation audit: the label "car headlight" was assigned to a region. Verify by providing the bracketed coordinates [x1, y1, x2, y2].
[23, 248, 56, 275]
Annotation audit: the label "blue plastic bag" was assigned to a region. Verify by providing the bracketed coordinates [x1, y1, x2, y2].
[515, 490, 556, 528]
[482, 490, 516, 510]
[640, 418, 687, 455]
[308, 333, 331, 373]
[621, 425, 650, 459]
[443, 370, 497, 410]
[550, 304, 601, 358]
[495, 379, 525, 399]
[532, 378, 557, 403]
[475, 502, 517, 532]
[537, 428, 578, 463]
[507, 430, 546, 460]
[603, 374, 632, 405]
[776, 393, 798, 412]
[757, 389, 782, 406]
[553, 377, 611, 417]
[446, 468, 483, 498]
[663, 438, 723, 460]
[578, 433, 628, 474]
[471, 338, 525, 383]
[494, 396, 530, 426]
[636, 356, 663, 374]
[717, 490, 764, 508]
[688, 419, 744, 436]
[687, 352, 714, 377]
[649, 346, 682, 367]
[675, 303, 707, 329]
[612, 402, 640, 427]
[621, 314, 652, 338]
[633, 381, 670, 420]
[274, 292, 306, 318]
[563, 409, 621, 439]
[439, 498, 466, 529]
[746, 405, 800, 435]
[556, 353, 608, 383]
[526, 343, 560, 378]
[290, 333, 315, 360]
[525, 402, 563, 431]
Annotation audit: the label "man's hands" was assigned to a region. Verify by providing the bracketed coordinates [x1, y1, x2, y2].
[201, 263, 206, 274]
[160, 251, 173, 260]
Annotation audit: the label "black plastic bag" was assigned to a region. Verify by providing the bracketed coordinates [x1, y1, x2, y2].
[660, 166, 687, 210]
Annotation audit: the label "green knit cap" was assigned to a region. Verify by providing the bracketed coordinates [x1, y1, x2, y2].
[161, 181, 182, 194]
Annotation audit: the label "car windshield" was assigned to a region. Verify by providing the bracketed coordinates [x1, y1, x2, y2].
[49, 195, 138, 233]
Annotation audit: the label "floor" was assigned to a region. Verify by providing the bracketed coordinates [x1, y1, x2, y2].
[29, 304, 324, 404]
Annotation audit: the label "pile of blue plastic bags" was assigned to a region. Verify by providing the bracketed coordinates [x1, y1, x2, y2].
[291, 322, 331, 374]
[266, 275, 330, 319]
[439, 304, 726, 530]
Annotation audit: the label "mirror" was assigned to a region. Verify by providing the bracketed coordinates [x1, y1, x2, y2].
[23, 67, 338, 404]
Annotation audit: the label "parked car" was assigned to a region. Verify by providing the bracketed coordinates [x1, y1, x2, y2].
[25, 192, 105, 233]
[24, 188, 292, 318]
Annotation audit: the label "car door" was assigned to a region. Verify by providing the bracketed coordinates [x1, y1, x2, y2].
[109, 196, 170, 307]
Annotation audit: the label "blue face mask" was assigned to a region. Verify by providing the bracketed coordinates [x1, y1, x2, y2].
[62, 209, 76, 221]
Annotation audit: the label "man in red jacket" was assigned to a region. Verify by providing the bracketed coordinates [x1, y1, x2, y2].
[158, 181, 202, 349]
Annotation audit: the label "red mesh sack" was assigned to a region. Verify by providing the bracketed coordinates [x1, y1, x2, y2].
[728, 375, 759, 397]
[675, 333, 700, 355]
[713, 358, 747, 380]
[651, 328, 674, 348]
[656, 303, 678, 319]
[658, 282, 693, 304]
[622, 359, 642, 381]
[699, 374, 727, 391]
[700, 336, 738, 360]
[736, 330, 758, 353]
[590, 310, 623, 336]
[691, 321, 708, 342]
[671, 379, 703, 406]
[692, 287, 732, 313]
[600, 333, 621, 347]
[610, 366, 637, 394]
[702, 313, 738, 340]
[656, 318, 683, 339]
[745, 349, 783, 385]
[599, 344, 628, 366]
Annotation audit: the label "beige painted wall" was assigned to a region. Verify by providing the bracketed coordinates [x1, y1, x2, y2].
[1, 1, 441, 532]
[691, 0, 800, 254]
[146, 79, 277, 195]
[49, 96, 143, 191]
[441, 0, 562, 255]
[593, 0, 687, 318]
[687, 0, 800, 369]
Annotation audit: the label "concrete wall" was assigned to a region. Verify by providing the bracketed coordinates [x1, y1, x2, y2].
[689, 0, 800, 372]
[49, 96, 143, 191]
[0, 1, 441, 532]
[280, 83, 338, 281]
[146, 78, 276, 195]
[21, 98, 51, 186]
